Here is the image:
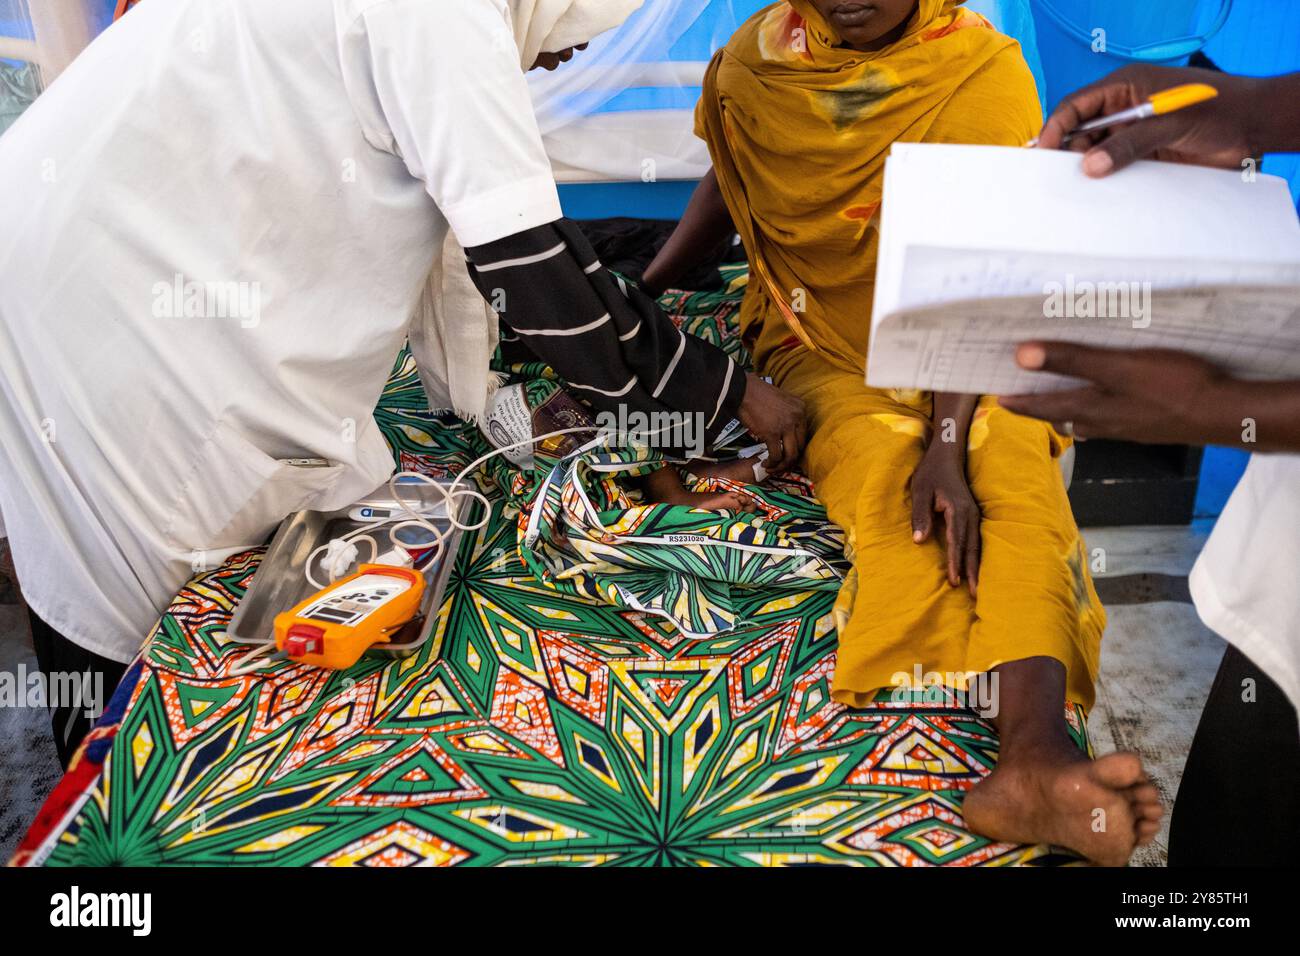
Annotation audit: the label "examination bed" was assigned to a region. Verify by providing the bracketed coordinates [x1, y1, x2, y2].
[13, 271, 1088, 867]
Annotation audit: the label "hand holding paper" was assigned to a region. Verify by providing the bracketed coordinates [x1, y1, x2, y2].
[864, 143, 1300, 396]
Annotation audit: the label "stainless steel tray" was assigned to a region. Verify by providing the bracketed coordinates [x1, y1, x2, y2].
[226, 479, 465, 659]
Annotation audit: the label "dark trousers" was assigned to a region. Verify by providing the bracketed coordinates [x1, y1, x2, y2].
[27, 609, 128, 769]
[1168, 644, 1300, 866]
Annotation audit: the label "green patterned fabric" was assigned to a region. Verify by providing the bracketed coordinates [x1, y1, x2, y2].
[477, 373, 845, 639]
[26, 271, 1089, 867]
[430, 264, 845, 639]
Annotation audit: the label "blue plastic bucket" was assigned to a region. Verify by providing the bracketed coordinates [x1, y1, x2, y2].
[1031, 0, 1233, 111]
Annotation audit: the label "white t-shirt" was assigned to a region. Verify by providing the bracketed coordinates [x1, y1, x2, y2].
[0, 0, 562, 662]
[1190, 454, 1300, 716]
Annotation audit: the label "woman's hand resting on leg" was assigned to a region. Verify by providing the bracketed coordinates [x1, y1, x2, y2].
[910, 393, 980, 595]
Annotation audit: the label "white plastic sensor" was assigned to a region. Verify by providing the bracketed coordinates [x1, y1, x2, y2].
[372, 545, 415, 570]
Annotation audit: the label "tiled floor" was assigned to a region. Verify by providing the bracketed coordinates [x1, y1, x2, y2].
[0, 526, 1226, 865]
[1083, 523, 1224, 867]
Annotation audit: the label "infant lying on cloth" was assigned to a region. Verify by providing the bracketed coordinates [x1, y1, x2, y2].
[475, 370, 846, 639]
[483, 340, 774, 513]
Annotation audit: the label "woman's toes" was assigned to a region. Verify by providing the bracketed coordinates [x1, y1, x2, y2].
[1103, 758, 1163, 849]
[1136, 799, 1164, 822]
[1090, 751, 1146, 790]
[1127, 782, 1161, 809]
[1125, 780, 1164, 830]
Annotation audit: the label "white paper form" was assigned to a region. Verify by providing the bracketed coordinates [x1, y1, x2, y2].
[866, 143, 1300, 393]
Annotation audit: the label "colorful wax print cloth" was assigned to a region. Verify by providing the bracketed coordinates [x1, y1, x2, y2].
[430, 263, 846, 640]
[14, 276, 1089, 866]
[477, 373, 846, 640]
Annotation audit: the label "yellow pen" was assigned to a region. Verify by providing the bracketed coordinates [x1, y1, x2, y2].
[1026, 82, 1219, 147]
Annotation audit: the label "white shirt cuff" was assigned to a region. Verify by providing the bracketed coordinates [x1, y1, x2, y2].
[438, 173, 564, 249]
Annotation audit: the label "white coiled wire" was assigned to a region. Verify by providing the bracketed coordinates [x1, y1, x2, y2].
[232, 417, 756, 676]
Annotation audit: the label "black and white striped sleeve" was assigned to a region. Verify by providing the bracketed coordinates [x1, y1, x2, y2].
[463, 219, 747, 451]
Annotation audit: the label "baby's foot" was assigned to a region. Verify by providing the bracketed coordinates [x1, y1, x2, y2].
[650, 483, 759, 513]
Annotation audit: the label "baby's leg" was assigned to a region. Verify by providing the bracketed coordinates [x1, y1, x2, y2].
[640, 465, 758, 512]
[684, 455, 767, 485]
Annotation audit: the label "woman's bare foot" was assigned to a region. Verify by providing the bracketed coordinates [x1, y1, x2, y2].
[963, 738, 1163, 866]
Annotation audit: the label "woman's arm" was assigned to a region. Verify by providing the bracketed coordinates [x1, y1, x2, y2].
[640, 169, 736, 297]
[910, 392, 981, 594]
[930, 393, 979, 459]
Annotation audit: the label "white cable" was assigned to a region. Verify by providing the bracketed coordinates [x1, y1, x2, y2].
[234, 416, 743, 677]
[226, 641, 281, 678]
[298, 425, 615, 598]
[385, 424, 606, 573]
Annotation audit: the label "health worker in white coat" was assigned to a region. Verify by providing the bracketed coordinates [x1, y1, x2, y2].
[0, 0, 807, 764]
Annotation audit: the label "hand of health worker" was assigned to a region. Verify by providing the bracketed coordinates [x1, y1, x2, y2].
[1034, 65, 1264, 177]
[739, 372, 807, 473]
[531, 44, 587, 72]
[998, 343, 1230, 445]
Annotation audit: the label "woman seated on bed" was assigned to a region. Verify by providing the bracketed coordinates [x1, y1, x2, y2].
[641, 0, 1162, 865]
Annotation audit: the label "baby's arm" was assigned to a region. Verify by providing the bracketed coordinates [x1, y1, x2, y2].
[640, 169, 736, 298]
[910, 393, 981, 595]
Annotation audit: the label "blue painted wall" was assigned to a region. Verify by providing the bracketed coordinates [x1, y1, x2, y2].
[1196, 0, 1300, 517]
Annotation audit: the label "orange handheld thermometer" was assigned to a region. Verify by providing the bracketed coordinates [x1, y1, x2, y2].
[273, 564, 425, 670]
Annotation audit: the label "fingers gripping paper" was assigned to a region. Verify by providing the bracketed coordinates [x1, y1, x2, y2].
[865, 144, 1300, 394]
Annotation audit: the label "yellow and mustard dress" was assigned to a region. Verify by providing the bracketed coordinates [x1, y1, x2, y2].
[697, 0, 1105, 708]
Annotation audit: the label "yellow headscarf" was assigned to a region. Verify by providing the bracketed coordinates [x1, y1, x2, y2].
[697, 0, 1039, 372]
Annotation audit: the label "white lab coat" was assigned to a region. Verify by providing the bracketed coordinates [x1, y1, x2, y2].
[1190, 454, 1300, 717]
[0, 0, 563, 662]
